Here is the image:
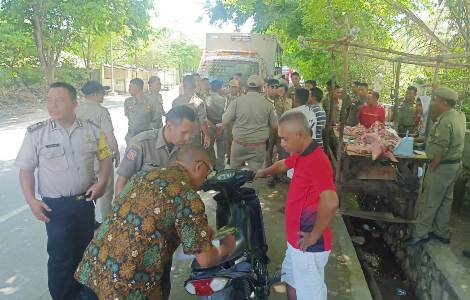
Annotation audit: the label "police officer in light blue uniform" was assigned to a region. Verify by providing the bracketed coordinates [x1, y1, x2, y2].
[16, 82, 113, 299]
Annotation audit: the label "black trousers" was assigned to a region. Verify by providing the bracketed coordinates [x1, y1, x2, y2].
[43, 196, 95, 300]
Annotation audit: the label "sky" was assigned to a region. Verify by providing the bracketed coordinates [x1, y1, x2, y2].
[152, 0, 253, 47]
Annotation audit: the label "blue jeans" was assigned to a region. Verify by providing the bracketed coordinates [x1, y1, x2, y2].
[43, 196, 94, 300]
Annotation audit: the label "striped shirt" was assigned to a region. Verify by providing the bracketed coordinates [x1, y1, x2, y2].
[311, 104, 326, 145]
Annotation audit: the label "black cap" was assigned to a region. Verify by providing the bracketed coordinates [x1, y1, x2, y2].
[81, 81, 105, 96]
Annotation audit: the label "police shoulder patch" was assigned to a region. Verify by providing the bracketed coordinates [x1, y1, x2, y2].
[126, 147, 138, 161]
[27, 121, 46, 133]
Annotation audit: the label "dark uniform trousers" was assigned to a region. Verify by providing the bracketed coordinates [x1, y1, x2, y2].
[43, 195, 95, 300]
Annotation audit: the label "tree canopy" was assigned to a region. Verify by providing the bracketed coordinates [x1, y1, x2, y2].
[0, 0, 154, 85]
[206, 0, 470, 98]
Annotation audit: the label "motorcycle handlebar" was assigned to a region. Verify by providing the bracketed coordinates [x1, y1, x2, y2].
[200, 169, 255, 192]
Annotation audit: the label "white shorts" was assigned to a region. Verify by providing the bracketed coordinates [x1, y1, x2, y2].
[281, 243, 330, 300]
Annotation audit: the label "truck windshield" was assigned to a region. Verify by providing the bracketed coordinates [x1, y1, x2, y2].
[199, 59, 260, 83]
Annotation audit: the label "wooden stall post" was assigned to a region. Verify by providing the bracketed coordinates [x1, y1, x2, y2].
[393, 60, 402, 123]
[336, 45, 349, 209]
[326, 51, 337, 149]
[425, 62, 441, 138]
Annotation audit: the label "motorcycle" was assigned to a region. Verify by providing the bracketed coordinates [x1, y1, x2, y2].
[184, 169, 272, 299]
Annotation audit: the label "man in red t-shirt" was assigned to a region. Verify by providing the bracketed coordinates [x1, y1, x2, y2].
[358, 90, 385, 128]
[256, 111, 339, 300]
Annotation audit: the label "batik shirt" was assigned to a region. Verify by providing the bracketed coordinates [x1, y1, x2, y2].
[75, 166, 213, 300]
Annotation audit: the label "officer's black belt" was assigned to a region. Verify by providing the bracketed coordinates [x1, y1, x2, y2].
[43, 194, 88, 201]
[440, 159, 461, 165]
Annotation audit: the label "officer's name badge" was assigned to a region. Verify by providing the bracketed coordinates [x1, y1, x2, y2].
[126, 148, 137, 161]
[45, 143, 59, 148]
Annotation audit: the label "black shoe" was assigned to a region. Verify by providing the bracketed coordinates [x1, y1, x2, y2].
[463, 250, 470, 259]
[428, 232, 450, 244]
[404, 236, 430, 246]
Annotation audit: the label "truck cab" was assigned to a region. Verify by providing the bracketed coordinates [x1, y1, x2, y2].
[198, 33, 281, 85]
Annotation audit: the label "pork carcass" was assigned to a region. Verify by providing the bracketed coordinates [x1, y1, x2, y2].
[345, 121, 400, 161]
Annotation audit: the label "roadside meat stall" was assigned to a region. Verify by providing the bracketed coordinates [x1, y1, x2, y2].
[298, 35, 469, 223]
[328, 122, 429, 223]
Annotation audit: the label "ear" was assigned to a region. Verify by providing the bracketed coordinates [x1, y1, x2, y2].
[166, 122, 173, 131]
[194, 161, 203, 174]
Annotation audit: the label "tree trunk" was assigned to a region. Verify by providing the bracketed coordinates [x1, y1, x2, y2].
[45, 64, 54, 85]
[31, 2, 57, 86]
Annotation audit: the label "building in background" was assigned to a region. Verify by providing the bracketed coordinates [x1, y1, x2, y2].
[91, 65, 178, 94]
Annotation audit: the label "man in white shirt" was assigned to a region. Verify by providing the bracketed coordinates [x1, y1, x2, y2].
[293, 88, 317, 134]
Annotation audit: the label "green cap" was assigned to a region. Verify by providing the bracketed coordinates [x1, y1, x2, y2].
[432, 86, 459, 101]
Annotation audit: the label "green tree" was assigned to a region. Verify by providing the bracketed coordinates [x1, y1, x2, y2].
[205, 0, 469, 97]
[0, 19, 39, 86]
[206, 0, 402, 88]
[130, 28, 202, 80]
[0, 0, 154, 85]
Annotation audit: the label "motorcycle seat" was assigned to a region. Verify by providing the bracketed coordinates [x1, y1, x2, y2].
[191, 235, 246, 271]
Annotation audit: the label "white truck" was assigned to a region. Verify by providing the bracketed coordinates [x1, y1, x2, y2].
[197, 33, 282, 85]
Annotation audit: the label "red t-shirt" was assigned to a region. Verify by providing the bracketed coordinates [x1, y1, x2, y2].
[284, 142, 336, 252]
[358, 103, 385, 128]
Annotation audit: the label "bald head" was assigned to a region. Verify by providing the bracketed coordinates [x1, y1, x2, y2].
[279, 111, 312, 137]
[176, 145, 212, 169]
[176, 145, 212, 189]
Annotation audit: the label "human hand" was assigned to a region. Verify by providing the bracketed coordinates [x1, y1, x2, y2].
[114, 152, 120, 168]
[28, 198, 51, 222]
[255, 169, 266, 179]
[297, 231, 319, 252]
[86, 182, 106, 200]
[221, 233, 236, 256]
